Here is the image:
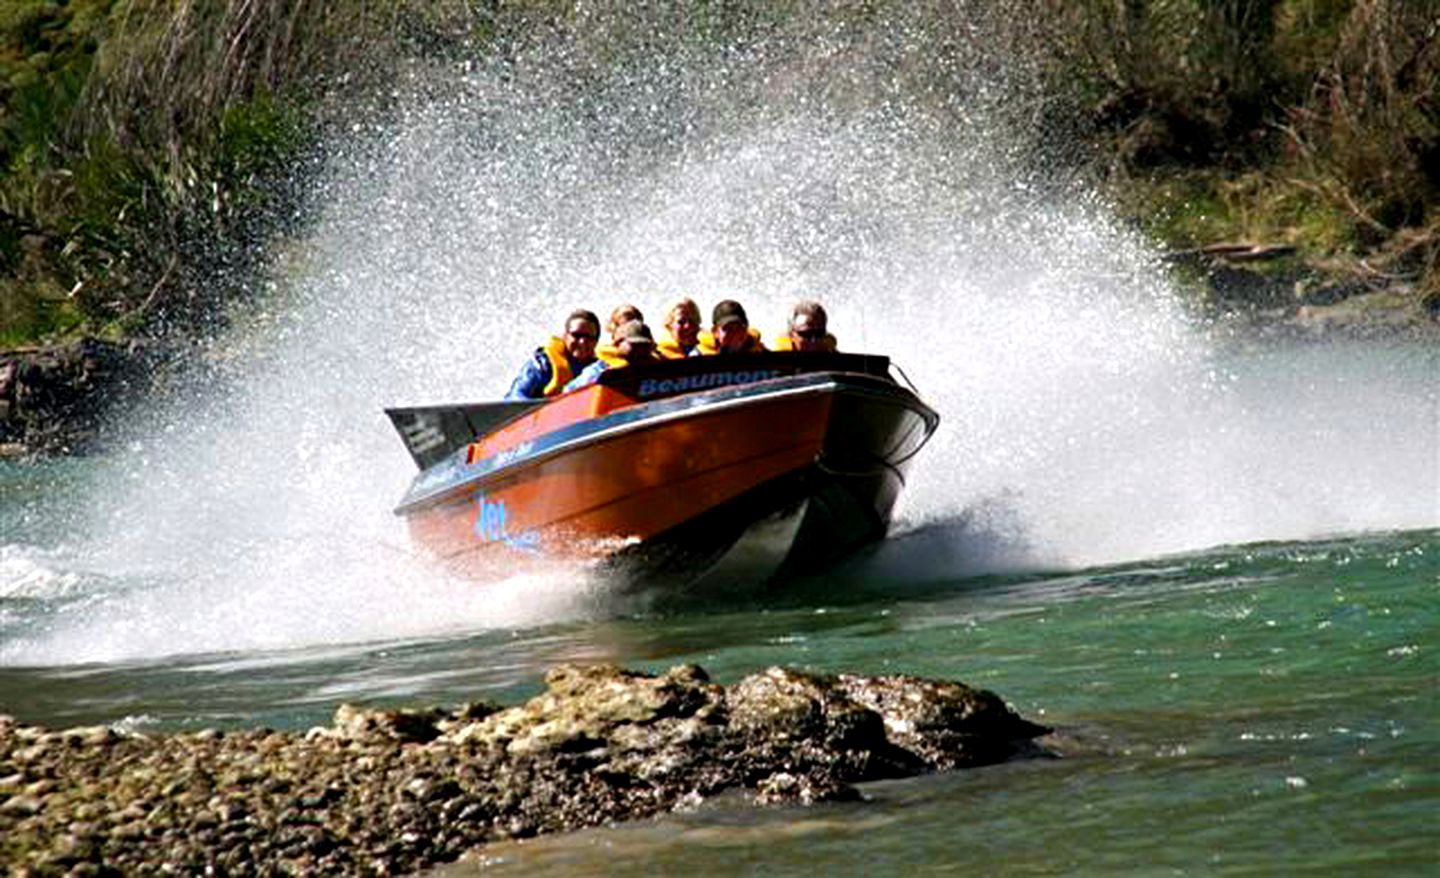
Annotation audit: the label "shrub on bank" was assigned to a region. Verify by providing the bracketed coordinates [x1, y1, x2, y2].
[0, 0, 472, 346]
[1037, 0, 1437, 307]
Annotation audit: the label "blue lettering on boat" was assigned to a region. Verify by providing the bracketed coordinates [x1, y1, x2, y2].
[637, 369, 781, 398]
[474, 493, 509, 542]
[473, 493, 539, 551]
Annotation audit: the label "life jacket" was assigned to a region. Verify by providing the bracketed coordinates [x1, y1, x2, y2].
[697, 327, 766, 355]
[594, 342, 660, 370]
[770, 332, 837, 352]
[593, 344, 630, 368]
[594, 343, 625, 366]
[656, 330, 699, 360]
[540, 336, 579, 396]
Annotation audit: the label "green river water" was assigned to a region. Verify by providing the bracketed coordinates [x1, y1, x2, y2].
[2, 453, 1435, 873]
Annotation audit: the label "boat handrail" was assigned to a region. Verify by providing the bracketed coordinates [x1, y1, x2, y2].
[888, 360, 922, 397]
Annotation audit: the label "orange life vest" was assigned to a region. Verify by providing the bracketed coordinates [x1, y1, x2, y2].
[593, 342, 660, 370]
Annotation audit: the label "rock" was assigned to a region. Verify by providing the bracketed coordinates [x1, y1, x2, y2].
[1205, 264, 1293, 311]
[836, 673, 1052, 769]
[0, 338, 167, 456]
[0, 663, 1049, 874]
[331, 704, 445, 744]
[1, 794, 45, 817]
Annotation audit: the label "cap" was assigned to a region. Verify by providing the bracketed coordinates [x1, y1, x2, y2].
[712, 299, 748, 328]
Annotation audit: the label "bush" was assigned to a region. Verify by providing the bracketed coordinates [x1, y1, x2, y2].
[0, 0, 474, 343]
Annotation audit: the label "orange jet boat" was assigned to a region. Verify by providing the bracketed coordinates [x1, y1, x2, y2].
[387, 351, 938, 590]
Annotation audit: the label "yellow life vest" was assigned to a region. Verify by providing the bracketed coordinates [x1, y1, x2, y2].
[697, 328, 766, 355]
[770, 332, 837, 352]
[541, 336, 576, 396]
[593, 343, 630, 368]
[655, 330, 698, 360]
[594, 343, 623, 366]
[593, 342, 660, 370]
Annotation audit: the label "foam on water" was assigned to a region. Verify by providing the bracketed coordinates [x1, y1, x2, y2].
[2, 9, 1436, 664]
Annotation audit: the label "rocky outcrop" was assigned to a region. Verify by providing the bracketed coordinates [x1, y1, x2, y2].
[0, 663, 1049, 875]
[1164, 246, 1440, 335]
[0, 338, 162, 457]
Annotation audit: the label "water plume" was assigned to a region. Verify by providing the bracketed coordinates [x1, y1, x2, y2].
[3, 6, 1435, 664]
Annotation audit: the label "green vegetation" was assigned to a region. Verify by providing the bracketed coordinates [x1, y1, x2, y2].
[1036, 0, 1438, 307]
[0, 1, 1436, 346]
[0, 0, 473, 346]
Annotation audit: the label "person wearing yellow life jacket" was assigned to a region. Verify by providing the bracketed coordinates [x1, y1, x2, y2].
[504, 309, 601, 400]
[655, 298, 703, 359]
[697, 299, 767, 355]
[770, 299, 838, 353]
[594, 303, 645, 362]
[564, 320, 659, 390]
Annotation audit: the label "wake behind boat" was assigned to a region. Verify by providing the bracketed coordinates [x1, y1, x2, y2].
[387, 351, 939, 592]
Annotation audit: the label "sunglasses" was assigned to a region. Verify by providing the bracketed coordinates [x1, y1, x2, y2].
[794, 329, 826, 341]
[568, 331, 598, 341]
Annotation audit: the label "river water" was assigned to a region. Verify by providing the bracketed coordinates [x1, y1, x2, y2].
[1, 340, 1435, 873]
[3, 6, 1439, 871]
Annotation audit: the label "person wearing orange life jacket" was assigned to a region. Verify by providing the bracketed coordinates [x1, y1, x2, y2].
[697, 299, 767, 355]
[564, 320, 659, 391]
[504, 309, 601, 400]
[655, 298, 703, 359]
[594, 303, 644, 362]
[770, 299, 838, 352]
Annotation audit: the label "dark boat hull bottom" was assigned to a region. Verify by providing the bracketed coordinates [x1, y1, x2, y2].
[597, 461, 903, 600]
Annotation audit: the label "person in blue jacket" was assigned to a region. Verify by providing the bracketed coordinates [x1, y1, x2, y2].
[505, 310, 601, 400]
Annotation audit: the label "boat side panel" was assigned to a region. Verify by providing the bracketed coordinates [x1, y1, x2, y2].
[454, 354, 912, 473]
[463, 385, 627, 466]
[404, 394, 832, 565]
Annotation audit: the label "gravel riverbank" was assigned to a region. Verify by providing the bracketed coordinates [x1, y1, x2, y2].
[1, 663, 1050, 875]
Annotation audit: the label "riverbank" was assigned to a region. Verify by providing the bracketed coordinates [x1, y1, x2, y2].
[1168, 247, 1440, 336]
[0, 663, 1049, 874]
[0, 337, 171, 457]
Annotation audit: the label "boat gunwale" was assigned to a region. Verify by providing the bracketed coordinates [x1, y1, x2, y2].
[394, 370, 937, 516]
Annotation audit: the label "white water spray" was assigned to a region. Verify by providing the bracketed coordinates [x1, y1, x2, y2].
[2, 8, 1435, 664]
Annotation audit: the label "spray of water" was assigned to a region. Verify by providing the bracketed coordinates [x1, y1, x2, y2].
[2, 8, 1435, 664]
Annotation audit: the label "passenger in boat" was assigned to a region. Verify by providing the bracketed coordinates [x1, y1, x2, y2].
[656, 298, 703, 359]
[698, 299, 766, 355]
[596, 303, 644, 361]
[564, 320, 659, 390]
[605, 304, 644, 344]
[771, 299, 837, 352]
[504, 309, 601, 400]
